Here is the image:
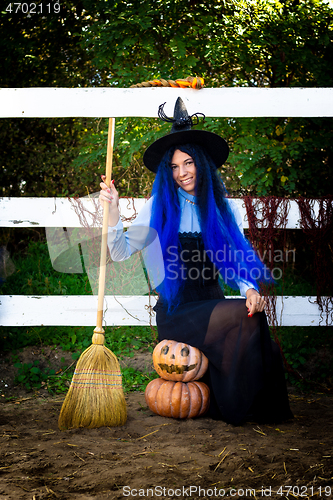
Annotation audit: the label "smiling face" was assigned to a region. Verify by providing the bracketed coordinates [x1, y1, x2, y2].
[170, 149, 197, 196]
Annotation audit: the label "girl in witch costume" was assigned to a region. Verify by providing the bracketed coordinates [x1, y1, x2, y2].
[99, 97, 293, 426]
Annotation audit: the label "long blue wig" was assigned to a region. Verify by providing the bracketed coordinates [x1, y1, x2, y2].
[149, 143, 271, 311]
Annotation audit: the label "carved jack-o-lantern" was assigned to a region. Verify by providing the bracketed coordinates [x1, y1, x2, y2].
[145, 378, 210, 419]
[152, 339, 208, 382]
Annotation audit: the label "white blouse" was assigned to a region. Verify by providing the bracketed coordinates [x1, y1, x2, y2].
[107, 187, 257, 297]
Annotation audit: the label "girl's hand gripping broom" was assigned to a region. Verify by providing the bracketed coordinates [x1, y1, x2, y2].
[58, 118, 127, 429]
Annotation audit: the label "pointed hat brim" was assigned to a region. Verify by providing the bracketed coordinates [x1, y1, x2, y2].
[143, 129, 229, 173]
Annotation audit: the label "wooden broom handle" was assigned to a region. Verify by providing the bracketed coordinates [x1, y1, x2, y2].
[95, 118, 115, 332]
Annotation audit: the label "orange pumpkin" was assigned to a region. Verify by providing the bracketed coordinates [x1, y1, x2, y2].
[152, 339, 208, 382]
[145, 378, 210, 419]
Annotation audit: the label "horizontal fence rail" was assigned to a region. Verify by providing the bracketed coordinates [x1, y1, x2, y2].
[1, 87, 333, 118]
[0, 197, 331, 327]
[0, 295, 326, 328]
[0, 196, 317, 229]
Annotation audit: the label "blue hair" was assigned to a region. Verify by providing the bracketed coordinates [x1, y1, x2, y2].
[149, 144, 271, 311]
[149, 147, 182, 308]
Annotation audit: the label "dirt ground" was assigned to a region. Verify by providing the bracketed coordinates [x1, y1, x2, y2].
[0, 349, 333, 500]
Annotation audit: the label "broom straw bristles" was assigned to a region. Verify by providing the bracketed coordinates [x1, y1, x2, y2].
[58, 341, 127, 430]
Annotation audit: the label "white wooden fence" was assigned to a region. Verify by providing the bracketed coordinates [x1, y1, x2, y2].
[1, 87, 332, 327]
[1, 87, 333, 118]
[0, 196, 330, 327]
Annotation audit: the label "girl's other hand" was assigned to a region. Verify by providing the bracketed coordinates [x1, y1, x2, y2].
[246, 289, 266, 317]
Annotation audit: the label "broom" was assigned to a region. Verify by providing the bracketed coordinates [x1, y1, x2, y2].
[58, 118, 127, 430]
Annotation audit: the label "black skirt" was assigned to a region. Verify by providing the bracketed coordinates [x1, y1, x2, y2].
[154, 233, 293, 426]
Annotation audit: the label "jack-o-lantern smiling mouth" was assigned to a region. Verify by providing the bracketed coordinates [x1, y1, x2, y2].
[157, 363, 198, 374]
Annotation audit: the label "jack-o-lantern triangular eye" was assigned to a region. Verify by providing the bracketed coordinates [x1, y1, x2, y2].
[181, 347, 190, 357]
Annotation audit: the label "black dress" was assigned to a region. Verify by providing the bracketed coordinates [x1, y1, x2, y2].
[154, 232, 293, 426]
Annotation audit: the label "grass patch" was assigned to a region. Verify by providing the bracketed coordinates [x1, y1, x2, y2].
[121, 366, 159, 393]
[1, 324, 156, 356]
[275, 326, 333, 391]
[1, 240, 92, 296]
[1, 239, 318, 297]
[1, 324, 332, 395]
[1, 324, 158, 395]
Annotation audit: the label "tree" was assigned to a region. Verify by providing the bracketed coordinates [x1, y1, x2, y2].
[0, 2, 104, 197]
[1, 0, 332, 197]
[78, 0, 333, 196]
[80, 0, 333, 88]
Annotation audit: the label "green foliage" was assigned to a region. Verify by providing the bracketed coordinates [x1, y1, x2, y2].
[121, 367, 159, 393]
[0, 3, 95, 88]
[4, 324, 157, 395]
[45, 370, 75, 395]
[213, 0, 333, 88]
[283, 344, 316, 372]
[219, 117, 333, 196]
[4, 323, 332, 394]
[71, 117, 160, 198]
[11, 358, 158, 395]
[0, 117, 102, 198]
[14, 359, 56, 391]
[0, 238, 91, 296]
[1, 320, 156, 357]
[82, 0, 333, 88]
[81, 0, 215, 86]
[278, 326, 333, 390]
[1, 0, 332, 198]
[0, 2, 104, 198]
[1, 237, 317, 299]
[106, 326, 156, 359]
[76, 0, 333, 197]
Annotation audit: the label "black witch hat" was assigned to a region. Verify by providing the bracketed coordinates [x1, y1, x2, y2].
[143, 97, 229, 173]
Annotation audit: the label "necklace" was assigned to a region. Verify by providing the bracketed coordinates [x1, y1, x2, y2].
[185, 198, 196, 206]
